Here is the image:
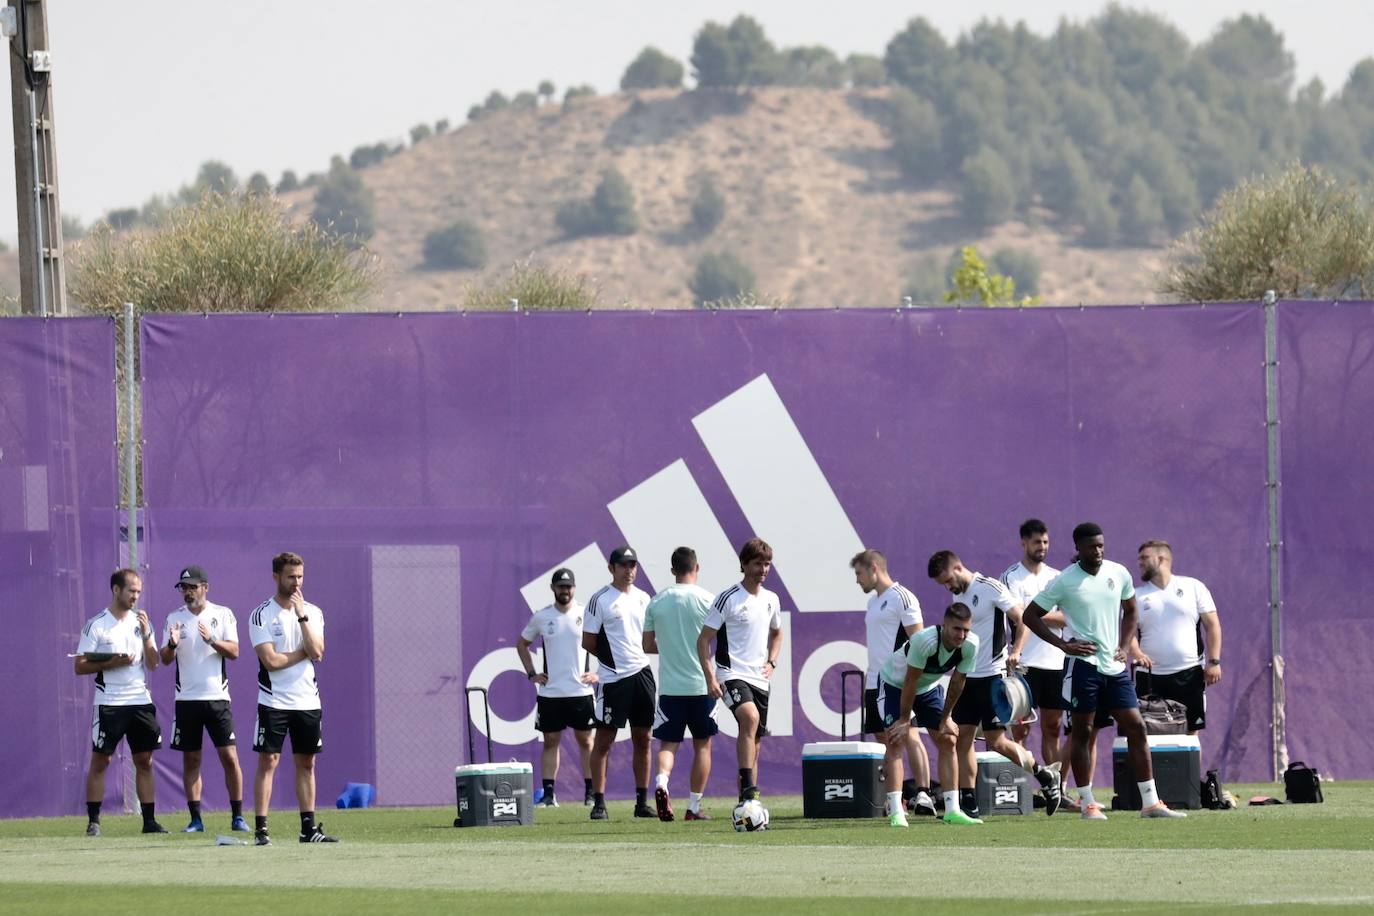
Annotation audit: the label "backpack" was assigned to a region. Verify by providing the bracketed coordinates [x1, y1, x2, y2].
[1199, 769, 1233, 810]
[1283, 761, 1324, 804]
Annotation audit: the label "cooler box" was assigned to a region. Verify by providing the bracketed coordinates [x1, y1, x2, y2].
[801, 741, 885, 818]
[1112, 734, 1201, 810]
[454, 762, 534, 827]
[976, 751, 1032, 815]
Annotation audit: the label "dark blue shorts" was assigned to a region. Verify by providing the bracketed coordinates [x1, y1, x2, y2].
[652, 694, 719, 742]
[1064, 658, 1138, 715]
[878, 680, 945, 732]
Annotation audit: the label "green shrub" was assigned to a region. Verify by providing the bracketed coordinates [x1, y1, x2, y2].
[422, 220, 487, 270]
[465, 259, 600, 310]
[690, 251, 755, 305]
[690, 176, 726, 233]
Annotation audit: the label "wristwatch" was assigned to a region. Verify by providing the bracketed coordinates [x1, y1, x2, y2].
[1206, 658, 1222, 666]
[526, 671, 537, 680]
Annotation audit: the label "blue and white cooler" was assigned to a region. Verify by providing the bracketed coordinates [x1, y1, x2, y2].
[801, 741, 885, 818]
[454, 761, 534, 827]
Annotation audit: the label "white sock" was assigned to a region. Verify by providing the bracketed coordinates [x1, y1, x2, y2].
[1139, 779, 1160, 808]
[1079, 785, 1096, 807]
[654, 772, 668, 791]
[943, 790, 960, 812]
[688, 791, 703, 813]
[886, 791, 903, 815]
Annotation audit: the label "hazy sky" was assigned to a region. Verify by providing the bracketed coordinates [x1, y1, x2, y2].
[5, 0, 1371, 243]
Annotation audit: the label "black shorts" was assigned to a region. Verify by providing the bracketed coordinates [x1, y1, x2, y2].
[722, 680, 769, 739]
[1024, 666, 1069, 712]
[652, 695, 719, 742]
[862, 688, 884, 736]
[535, 695, 594, 733]
[1136, 666, 1207, 731]
[595, 666, 656, 730]
[91, 704, 161, 756]
[252, 705, 323, 755]
[952, 675, 1003, 731]
[171, 700, 236, 751]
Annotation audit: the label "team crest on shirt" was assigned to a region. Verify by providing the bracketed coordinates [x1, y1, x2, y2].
[574, 616, 582, 627]
[1107, 578, 1116, 589]
[971, 595, 979, 606]
[1176, 587, 1184, 597]
[546, 622, 556, 635]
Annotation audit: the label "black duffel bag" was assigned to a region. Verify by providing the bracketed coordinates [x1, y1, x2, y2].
[1136, 669, 1188, 735]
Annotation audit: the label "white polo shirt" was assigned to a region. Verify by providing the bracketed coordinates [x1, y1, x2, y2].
[163, 602, 238, 701]
[522, 602, 593, 698]
[864, 582, 922, 689]
[1002, 561, 1062, 671]
[952, 573, 1019, 678]
[77, 608, 154, 706]
[1135, 575, 1217, 675]
[582, 585, 651, 684]
[248, 598, 324, 711]
[704, 583, 783, 691]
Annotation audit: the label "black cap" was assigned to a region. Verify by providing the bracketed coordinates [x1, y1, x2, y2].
[550, 568, 576, 587]
[174, 565, 208, 587]
[608, 546, 638, 565]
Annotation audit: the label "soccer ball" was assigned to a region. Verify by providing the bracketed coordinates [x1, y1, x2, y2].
[732, 798, 769, 832]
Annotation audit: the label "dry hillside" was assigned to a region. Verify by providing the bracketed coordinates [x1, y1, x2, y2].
[9, 87, 1170, 312]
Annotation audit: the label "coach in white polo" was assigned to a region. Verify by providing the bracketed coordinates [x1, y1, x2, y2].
[1131, 539, 1222, 737]
[160, 564, 248, 834]
[582, 546, 655, 821]
[518, 567, 597, 808]
[248, 551, 337, 845]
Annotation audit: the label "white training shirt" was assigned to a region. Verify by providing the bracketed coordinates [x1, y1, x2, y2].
[864, 582, 922, 689]
[704, 583, 783, 691]
[582, 585, 651, 685]
[1001, 561, 1063, 671]
[248, 598, 325, 711]
[162, 602, 238, 702]
[953, 573, 1019, 678]
[1135, 575, 1217, 675]
[522, 602, 593, 698]
[77, 608, 154, 706]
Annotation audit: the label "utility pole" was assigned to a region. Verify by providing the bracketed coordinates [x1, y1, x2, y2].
[6, 0, 65, 315]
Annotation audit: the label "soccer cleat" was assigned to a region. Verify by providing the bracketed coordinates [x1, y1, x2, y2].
[300, 823, 340, 842]
[1081, 803, 1108, 821]
[539, 794, 559, 808]
[230, 816, 250, 832]
[584, 787, 595, 806]
[254, 828, 272, 846]
[684, 809, 711, 821]
[942, 809, 983, 826]
[183, 819, 205, 833]
[889, 809, 909, 828]
[1038, 762, 1063, 817]
[85, 822, 101, 837]
[589, 803, 609, 820]
[142, 821, 169, 834]
[1141, 802, 1187, 819]
[633, 803, 657, 818]
[913, 792, 937, 817]
[740, 786, 761, 802]
[655, 786, 674, 822]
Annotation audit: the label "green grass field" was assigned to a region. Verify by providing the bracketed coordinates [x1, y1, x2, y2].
[2, 782, 1372, 914]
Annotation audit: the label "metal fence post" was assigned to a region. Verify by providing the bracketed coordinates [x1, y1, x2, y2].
[1262, 290, 1285, 781]
[122, 302, 138, 572]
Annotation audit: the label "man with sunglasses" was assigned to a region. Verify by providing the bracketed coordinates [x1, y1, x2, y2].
[160, 565, 248, 834]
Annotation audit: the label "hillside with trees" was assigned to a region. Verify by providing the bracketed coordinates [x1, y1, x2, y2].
[26, 7, 1374, 311]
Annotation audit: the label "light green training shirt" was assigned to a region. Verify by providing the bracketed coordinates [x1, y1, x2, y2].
[643, 583, 713, 696]
[879, 626, 979, 694]
[1032, 560, 1135, 675]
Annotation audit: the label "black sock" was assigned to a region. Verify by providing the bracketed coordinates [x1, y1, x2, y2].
[584, 778, 593, 793]
[230, 799, 243, 818]
[593, 792, 605, 806]
[188, 800, 202, 819]
[543, 779, 555, 795]
[901, 778, 918, 800]
[86, 802, 101, 824]
[636, 787, 647, 806]
[255, 815, 268, 831]
[300, 811, 315, 833]
[140, 802, 155, 824]
[738, 769, 754, 792]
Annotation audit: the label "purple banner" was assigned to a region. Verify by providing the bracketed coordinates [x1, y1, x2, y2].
[130, 305, 1275, 812]
[1279, 301, 1374, 778]
[0, 317, 119, 817]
